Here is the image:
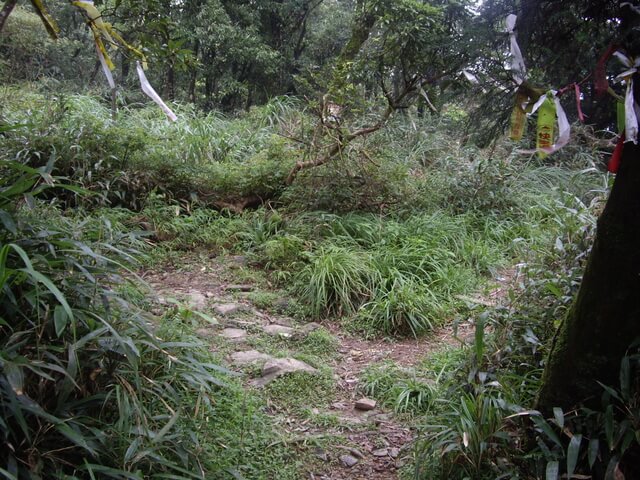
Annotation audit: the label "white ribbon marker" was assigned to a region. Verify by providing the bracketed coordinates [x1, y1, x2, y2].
[614, 51, 639, 144]
[506, 14, 526, 85]
[519, 90, 571, 155]
[621, 2, 640, 15]
[96, 45, 115, 89]
[136, 61, 177, 122]
[462, 70, 480, 85]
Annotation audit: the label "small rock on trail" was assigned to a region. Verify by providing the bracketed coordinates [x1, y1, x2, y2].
[355, 398, 377, 411]
[339, 454, 359, 468]
[252, 358, 318, 387]
[220, 328, 247, 342]
[262, 324, 295, 337]
[230, 350, 273, 366]
[214, 303, 241, 316]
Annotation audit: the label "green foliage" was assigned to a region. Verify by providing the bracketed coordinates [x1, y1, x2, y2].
[0, 128, 302, 478]
[527, 347, 640, 480]
[0, 90, 298, 210]
[415, 388, 513, 479]
[410, 156, 606, 478]
[359, 275, 439, 337]
[360, 362, 440, 414]
[297, 327, 339, 358]
[264, 370, 336, 413]
[0, 155, 223, 477]
[0, 6, 94, 83]
[294, 244, 376, 317]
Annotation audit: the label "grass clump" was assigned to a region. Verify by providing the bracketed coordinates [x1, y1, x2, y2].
[297, 327, 340, 358]
[359, 276, 439, 336]
[294, 244, 376, 317]
[360, 362, 441, 414]
[264, 370, 336, 414]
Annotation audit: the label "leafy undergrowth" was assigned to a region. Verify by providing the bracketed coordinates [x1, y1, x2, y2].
[0, 148, 302, 478]
[1, 85, 618, 479]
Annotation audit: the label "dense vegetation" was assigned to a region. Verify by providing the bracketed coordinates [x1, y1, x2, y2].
[1, 1, 639, 479]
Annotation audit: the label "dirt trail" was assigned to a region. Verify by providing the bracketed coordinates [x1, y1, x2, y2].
[141, 255, 513, 479]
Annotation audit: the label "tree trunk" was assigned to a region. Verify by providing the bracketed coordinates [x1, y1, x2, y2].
[327, 0, 376, 99]
[165, 62, 175, 100]
[537, 3, 640, 413]
[537, 140, 640, 412]
[189, 40, 199, 103]
[0, 0, 18, 34]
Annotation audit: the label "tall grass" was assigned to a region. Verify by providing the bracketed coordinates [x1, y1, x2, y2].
[0, 88, 299, 210]
[295, 244, 376, 317]
[0, 139, 299, 477]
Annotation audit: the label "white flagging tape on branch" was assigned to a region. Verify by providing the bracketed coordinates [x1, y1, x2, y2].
[462, 70, 480, 84]
[96, 45, 115, 89]
[614, 51, 639, 144]
[519, 90, 571, 155]
[505, 14, 526, 85]
[621, 2, 640, 15]
[136, 61, 177, 122]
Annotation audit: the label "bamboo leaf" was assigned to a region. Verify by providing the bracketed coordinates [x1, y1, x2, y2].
[54, 304, 68, 336]
[604, 404, 614, 450]
[19, 268, 74, 322]
[0, 210, 17, 235]
[546, 461, 559, 480]
[124, 438, 142, 463]
[588, 438, 599, 469]
[567, 434, 582, 478]
[620, 354, 630, 400]
[604, 456, 619, 480]
[532, 415, 563, 448]
[29, 0, 60, 39]
[0, 468, 18, 480]
[474, 312, 486, 364]
[552, 407, 564, 429]
[4, 363, 24, 395]
[152, 410, 180, 444]
[55, 423, 97, 456]
[8, 243, 73, 321]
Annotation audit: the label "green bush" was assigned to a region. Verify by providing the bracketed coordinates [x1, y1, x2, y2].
[294, 244, 376, 317]
[359, 275, 439, 336]
[0, 149, 297, 478]
[0, 90, 298, 210]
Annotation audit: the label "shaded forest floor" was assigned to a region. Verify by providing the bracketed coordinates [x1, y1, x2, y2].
[140, 252, 515, 479]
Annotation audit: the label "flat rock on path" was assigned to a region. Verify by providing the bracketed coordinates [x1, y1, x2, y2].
[220, 328, 247, 342]
[230, 350, 273, 366]
[262, 324, 295, 337]
[252, 358, 318, 387]
[355, 398, 377, 411]
[225, 284, 254, 292]
[214, 303, 242, 316]
[339, 454, 359, 468]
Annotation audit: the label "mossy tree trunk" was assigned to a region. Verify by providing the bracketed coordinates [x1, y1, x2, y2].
[0, 0, 18, 33]
[537, 139, 640, 411]
[537, 4, 640, 412]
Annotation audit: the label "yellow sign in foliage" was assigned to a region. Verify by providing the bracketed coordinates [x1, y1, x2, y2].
[510, 90, 529, 141]
[617, 100, 626, 134]
[536, 96, 556, 159]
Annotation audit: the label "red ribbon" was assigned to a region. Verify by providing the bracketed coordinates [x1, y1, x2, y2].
[608, 133, 625, 173]
[595, 44, 618, 97]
